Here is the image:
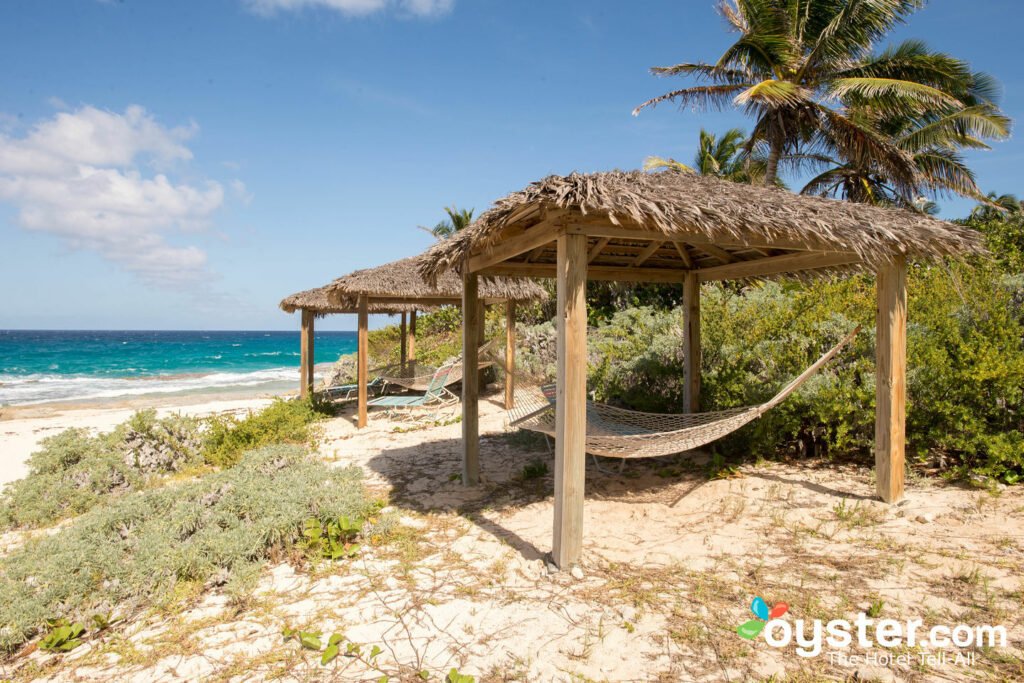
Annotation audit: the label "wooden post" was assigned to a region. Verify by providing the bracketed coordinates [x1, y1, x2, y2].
[462, 271, 480, 486]
[683, 271, 701, 413]
[875, 257, 907, 503]
[409, 310, 417, 372]
[400, 313, 407, 365]
[300, 309, 314, 399]
[553, 233, 587, 569]
[357, 294, 368, 429]
[505, 301, 516, 410]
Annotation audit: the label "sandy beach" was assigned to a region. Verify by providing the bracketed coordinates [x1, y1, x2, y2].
[6, 388, 1022, 682]
[0, 392, 283, 487]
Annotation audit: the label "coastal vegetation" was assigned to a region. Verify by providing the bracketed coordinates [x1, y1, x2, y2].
[202, 396, 331, 467]
[0, 445, 381, 654]
[0, 397, 330, 529]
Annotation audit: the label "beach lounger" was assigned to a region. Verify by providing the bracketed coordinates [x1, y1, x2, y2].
[367, 363, 457, 421]
[320, 376, 383, 402]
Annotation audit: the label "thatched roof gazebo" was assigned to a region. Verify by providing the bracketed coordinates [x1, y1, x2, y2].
[419, 170, 986, 569]
[322, 255, 545, 428]
[281, 255, 546, 429]
[279, 285, 429, 402]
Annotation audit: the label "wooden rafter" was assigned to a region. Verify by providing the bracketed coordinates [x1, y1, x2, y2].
[697, 252, 861, 281]
[587, 237, 610, 263]
[566, 222, 826, 252]
[695, 242, 736, 264]
[480, 262, 686, 283]
[467, 223, 565, 273]
[674, 243, 694, 268]
[632, 240, 664, 267]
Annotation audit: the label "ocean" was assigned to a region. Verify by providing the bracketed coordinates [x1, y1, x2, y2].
[0, 330, 357, 406]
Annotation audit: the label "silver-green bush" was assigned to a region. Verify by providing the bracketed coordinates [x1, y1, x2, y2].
[0, 445, 374, 653]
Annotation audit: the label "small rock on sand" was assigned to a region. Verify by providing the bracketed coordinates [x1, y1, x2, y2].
[856, 665, 900, 682]
[570, 566, 584, 580]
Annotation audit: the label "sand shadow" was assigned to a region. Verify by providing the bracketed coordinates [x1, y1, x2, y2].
[752, 472, 876, 501]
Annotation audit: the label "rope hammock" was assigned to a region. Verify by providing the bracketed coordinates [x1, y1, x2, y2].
[505, 326, 861, 459]
[377, 337, 502, 391]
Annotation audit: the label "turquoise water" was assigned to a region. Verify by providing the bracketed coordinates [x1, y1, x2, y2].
[0, 330, 357, 405]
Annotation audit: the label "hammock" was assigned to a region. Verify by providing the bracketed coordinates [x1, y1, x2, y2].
[378, 337, 502, 392]
[506, 326, 861, 459]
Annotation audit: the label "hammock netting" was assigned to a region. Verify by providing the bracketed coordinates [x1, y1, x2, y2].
[505, 326, 861, 459]
[376, 337, 502, 391]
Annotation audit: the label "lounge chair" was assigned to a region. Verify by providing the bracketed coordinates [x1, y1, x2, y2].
[367, 363, 458, 421]
[320, 375, 383, 402]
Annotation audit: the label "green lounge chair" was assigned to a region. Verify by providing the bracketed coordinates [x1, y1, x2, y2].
[321, 376, 383, 402]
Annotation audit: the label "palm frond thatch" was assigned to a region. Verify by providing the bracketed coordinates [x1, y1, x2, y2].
[418, 170, 986, 283]
[325, 255, 546, 304]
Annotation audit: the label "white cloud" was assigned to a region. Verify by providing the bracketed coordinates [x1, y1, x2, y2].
[0, 105, 228, 288]
[245, 0, 453, 17]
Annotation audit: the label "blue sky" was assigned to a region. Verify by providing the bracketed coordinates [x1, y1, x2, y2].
[0, 0, 1020, 331]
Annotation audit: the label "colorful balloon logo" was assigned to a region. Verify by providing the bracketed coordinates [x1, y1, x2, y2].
[737, 597, 789, 639]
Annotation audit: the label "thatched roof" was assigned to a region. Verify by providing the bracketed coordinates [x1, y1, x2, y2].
[279, 285, 425, 316]
[325, 255, 545, 304]
[419, 170, 986, 283]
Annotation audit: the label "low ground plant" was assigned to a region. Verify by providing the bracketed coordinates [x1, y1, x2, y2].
[0, 410, 203, 529]
[1, 398, 332, 529]
[0, 445, 377, 654]
[202, 396, 330, 466]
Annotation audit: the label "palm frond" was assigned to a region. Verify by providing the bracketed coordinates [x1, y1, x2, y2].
[643, 156, 696, 173]
[633, 84, 749, 115]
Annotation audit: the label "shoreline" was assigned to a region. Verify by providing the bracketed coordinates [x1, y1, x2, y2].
[0, 362, 336, 411]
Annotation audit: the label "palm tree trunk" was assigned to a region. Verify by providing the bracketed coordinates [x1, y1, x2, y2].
[764, 130, 783, 186]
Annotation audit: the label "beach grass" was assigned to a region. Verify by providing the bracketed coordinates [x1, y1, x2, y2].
[0, 445, 378, 654]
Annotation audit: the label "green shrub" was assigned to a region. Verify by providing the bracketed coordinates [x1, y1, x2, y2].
[585, 258, 1024, 483]
[202, 396, 329, 467]
[0, 410, 202, 529]
[0, 445, 375, 654]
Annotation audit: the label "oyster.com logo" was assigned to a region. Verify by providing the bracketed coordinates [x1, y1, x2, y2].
[737, 596, 789, 639]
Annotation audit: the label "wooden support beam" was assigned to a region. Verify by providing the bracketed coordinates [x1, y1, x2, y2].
[357, 295, 368, 429]
[408, 310, 417, 370]
[697, 251, 861, 281]
[462, 270, 480, 486]
[400, 313, 407, 365]
[567, 223, 823, 252]
[632, 240, 664, 267]
[674, 242, 694, 268]
[300, 310, 314, 399]
[524, 244, 548, 262]
[367, 296, 462, 307]
[587, 237, 610, 263]
[467, 224, 565, 273]
[683, 272, 701, 413]
[696, 242, 736, 264]
[479, 262, 687, 283]
[875, 257, 907, 504]
[505, 301, 516, 410]
[553, 233, 588, 569]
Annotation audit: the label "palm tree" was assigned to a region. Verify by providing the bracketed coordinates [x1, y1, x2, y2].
[646, 127, 773, 184]
[971, 192, 1022, 221]
[419, 205, 474, 240]
[798, 43, 1010, 207]
[633, 0, 993, 192]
